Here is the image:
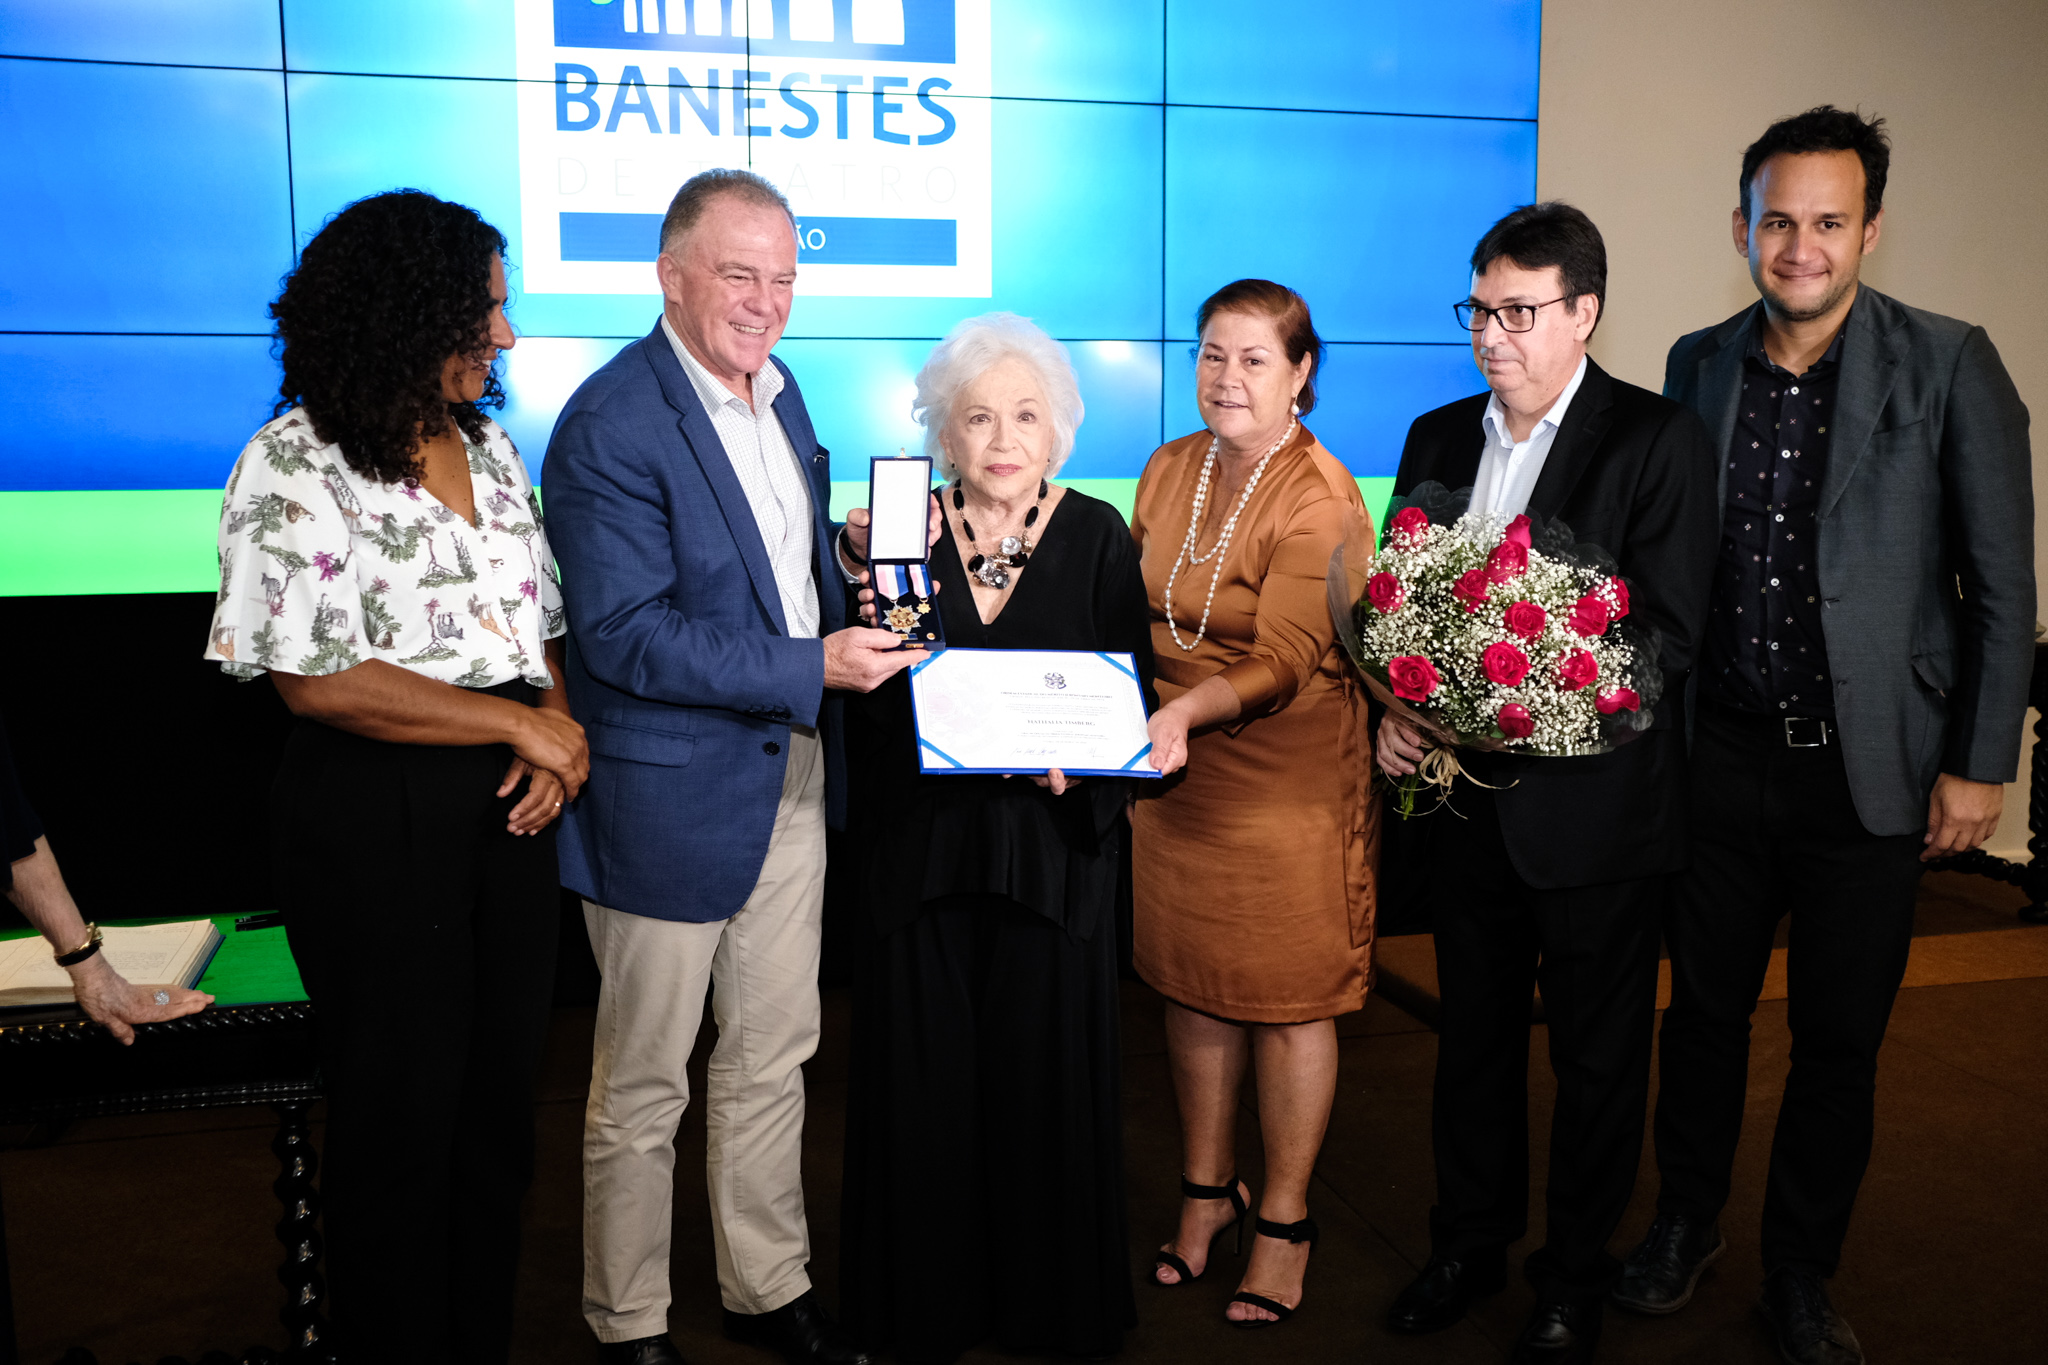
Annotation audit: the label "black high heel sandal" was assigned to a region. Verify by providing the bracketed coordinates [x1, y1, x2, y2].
[1153, 1174, 1250, 1287]
[1228, 1214, 1320, 1328]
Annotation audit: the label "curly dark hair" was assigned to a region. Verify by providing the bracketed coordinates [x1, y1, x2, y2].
[271, 190, 508, 485]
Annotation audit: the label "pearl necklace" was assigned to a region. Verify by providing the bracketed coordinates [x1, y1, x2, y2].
[1163, 420, 1297, 653]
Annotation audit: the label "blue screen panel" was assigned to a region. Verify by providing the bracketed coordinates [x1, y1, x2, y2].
[286, 71, 523, 256]
[0, 59, 293, 334]
[749, 337, 1162, 483]
[1165, 0, 1539, 121]
[1056, 340, 1164, 479]
[776, 95, 1163, 342]
[0, 335, 280, 492]
[0, 0, 281, 69]
[283, 0, 515, 81]
[991, 0, 1163, 103]
[504, 92, 1164, 341]
[496, 334, 635, 481]
[1164, 106, 1534, 344]
[1162, 341, 1481, 480]
[282, 0, 1164, 100]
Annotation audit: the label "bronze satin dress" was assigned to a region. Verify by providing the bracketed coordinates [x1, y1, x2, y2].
[1129, 425, 1378, 1023]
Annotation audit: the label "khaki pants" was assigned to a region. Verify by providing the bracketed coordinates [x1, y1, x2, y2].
[580, 728, 826, 1341]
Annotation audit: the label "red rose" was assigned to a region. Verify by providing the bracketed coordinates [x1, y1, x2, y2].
[1482, 641, 1531, 686]
[1556, 649, 1599, 691]
[1365, 572, 1406, 613]
[1485, 539, 1528, 584]
[1453, 568, 1492, 613]
[1567, 594, 1612, 637]
[1608, 576, 1631, 619]
[1504, 514, 1533, 549]
[1389, 506, 1430, 543]
[1503, 599, 1547, 639]
[1497, 702, 1535, 739]
[1596, 685, 1642, 715]
[1387, 655, 1440, 702]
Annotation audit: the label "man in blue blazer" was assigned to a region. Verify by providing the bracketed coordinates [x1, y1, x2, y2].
[544, 169, 909, 1365]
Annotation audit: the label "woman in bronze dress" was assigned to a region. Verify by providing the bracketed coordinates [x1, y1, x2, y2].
[1133, 279, 1376, 1328]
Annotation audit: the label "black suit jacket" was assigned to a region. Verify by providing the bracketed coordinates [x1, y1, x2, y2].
[1666, 287, 2034, 836]
[1393, 359, 1718, 888]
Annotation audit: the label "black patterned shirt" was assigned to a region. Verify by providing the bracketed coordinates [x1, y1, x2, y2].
[1701, 319, 1845, 717]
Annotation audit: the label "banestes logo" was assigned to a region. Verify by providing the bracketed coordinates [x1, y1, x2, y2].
[513, 0, 992, 299]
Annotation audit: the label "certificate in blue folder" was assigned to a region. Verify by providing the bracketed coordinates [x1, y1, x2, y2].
[908, 648, 1160, 778]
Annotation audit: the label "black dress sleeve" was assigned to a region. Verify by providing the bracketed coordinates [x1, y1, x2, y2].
[0, 715, 46, 893]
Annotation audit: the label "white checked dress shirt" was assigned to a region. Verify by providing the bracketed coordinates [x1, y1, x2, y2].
[1472, 354, 1588, 519]
[662, 316, 820, 639]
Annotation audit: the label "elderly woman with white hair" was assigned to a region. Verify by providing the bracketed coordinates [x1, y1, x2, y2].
[838, 312, 1149, 1364]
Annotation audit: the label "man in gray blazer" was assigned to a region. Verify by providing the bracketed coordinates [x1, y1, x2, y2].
[1611, 107, 2033, 1365]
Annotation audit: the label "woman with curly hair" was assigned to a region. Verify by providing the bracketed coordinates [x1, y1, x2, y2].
[203, 189, 588, 1364]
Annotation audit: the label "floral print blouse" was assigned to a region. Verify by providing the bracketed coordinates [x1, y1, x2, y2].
[204, 409, 566, 690]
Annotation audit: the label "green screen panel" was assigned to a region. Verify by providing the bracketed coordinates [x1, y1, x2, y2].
[0, 489, 223, 597]
[3, 479, 1395, 600]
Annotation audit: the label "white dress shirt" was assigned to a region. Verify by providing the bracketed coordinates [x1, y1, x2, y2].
[662, 316, 820, 639]
[1471, 354, 1589, 519]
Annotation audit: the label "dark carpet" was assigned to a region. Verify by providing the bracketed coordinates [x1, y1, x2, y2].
[5, 872, 2045, 1365]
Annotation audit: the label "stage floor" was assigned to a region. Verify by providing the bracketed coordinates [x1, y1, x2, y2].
[6, 869, 2045, 1364]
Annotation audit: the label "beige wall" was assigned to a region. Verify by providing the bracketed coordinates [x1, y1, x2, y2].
[1536, 0, 2047, 858]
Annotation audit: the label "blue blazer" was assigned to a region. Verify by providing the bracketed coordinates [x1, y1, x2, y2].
[544, 326, 847, 922]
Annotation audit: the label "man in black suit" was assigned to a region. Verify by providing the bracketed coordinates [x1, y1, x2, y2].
[1612, 107, 2033, 1365]
[1380, 203, 1718, 1364]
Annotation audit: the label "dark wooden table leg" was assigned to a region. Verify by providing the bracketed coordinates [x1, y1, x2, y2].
[0, 1165, 18, 1365]
[271, 1099, 332, 1362]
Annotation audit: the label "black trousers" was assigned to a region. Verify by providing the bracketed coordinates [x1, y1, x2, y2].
[1427, 780, 1665, 1303]
[271, 699, 559, 1365]
[841, 896, 1135, 1365]
[1653, 703, 1924, 1277]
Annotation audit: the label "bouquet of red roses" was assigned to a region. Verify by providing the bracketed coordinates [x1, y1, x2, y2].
[1327, 482, 1662, 815]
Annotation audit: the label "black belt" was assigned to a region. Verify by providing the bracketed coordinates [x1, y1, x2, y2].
[1703, 701, 1836, 748]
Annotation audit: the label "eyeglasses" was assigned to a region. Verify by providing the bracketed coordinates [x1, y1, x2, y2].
[1453, 295, 1572, 333]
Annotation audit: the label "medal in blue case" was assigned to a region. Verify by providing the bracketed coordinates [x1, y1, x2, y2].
[867, 452, 944, 651]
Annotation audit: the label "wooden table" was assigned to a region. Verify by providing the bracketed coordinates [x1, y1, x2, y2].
[0, 916, 332, 1364]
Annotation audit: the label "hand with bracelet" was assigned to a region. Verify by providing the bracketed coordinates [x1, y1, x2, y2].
[8, 835, 213, 1044]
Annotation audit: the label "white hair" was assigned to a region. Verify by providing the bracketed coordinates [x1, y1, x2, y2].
[912, 313, 1084, 480]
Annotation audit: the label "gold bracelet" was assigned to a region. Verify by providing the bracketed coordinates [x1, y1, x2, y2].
[53, 922, 102, 968]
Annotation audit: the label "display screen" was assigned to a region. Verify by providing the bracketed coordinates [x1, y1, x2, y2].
[0, 0, 1538, 596]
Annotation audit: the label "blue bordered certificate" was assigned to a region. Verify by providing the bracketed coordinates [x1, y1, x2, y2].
[908, 648, 1159, 778]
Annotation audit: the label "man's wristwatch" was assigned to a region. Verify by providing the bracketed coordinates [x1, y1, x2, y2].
[838, 525, 867, 567]
[54, 922, 103, 968]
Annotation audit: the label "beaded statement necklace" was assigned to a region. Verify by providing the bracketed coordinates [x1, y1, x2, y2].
[954, 478, 1047, 590]
[1163, 420, 1298, 652]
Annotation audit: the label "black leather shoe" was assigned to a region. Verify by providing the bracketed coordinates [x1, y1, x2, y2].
[1510, 1298, 1603, 1365]
[1387, 1255, 1507, 1334]
[723, 1290, 873, 1365]
[1611, 1212, 1726, 1314]
[597, 1334, 688, 1365]
[1758, 1268, 1864, 1365]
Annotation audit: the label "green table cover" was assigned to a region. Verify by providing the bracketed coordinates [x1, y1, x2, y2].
[0, 914, 308, 1007]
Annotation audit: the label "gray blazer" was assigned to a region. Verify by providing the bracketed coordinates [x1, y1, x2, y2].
[1665, 285, 2035, 836]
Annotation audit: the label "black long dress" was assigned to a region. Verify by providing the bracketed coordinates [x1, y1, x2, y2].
[840, 489, 1151, 1364]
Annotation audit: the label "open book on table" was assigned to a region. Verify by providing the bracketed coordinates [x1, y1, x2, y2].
[0, 919, 224, 1009]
